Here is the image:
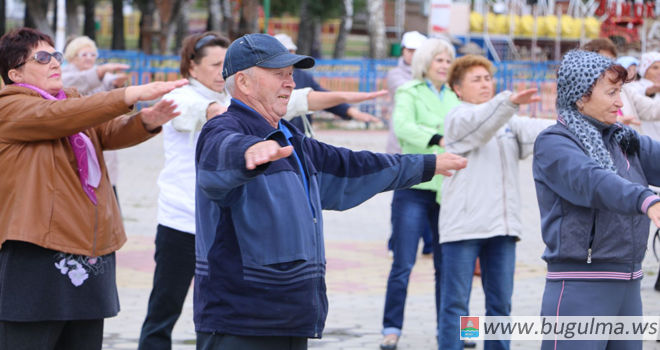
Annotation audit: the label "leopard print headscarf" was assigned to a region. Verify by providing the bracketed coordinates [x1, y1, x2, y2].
[556, 50, 638, 172]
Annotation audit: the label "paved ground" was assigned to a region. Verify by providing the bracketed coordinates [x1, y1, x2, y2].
[104, 129, 660, 349]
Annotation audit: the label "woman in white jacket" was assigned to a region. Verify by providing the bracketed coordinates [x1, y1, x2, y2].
[437, 55, 552, 350]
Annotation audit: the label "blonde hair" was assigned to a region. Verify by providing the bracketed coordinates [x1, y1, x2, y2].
[447, 54, 495, 91]
[63, 36, 97, 62]
[411, 38, 456, 81]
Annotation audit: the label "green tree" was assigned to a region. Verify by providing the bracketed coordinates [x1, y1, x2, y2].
[296, 0, 343, 57]
[111, 0, 124, 49]
[83, 0, 95, 39]
[1, 0, 6, 36]
[237, 0, 259, 37]
[24, 0, 52, 36]
[333, 0, 353, 58]
[66, 0, 80, 37]
[367, 0, 385, 58]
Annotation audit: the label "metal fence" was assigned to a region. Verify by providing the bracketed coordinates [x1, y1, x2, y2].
[98, 50, 560, 119]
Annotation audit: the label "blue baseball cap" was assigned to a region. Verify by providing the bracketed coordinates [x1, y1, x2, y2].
[222, 33, 315, 80]
[616, 56, 639, 70]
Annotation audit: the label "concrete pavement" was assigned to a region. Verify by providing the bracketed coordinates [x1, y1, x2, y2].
[104, 129, 660, 349]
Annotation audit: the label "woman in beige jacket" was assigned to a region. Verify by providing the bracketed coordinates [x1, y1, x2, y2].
[437, 55, 551, 350]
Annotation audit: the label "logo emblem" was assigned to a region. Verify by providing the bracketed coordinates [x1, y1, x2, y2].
[460, 316, 480, 339]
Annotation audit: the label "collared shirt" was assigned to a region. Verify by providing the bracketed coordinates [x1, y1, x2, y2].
[425, 79, 446, 101]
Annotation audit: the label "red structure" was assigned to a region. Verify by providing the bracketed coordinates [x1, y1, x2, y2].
[597, 0, 654, 43]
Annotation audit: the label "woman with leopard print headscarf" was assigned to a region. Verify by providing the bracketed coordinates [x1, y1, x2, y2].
[533, 50, 660, 349]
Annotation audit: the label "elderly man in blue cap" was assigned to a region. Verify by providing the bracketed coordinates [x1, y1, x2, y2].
[193, 33, 468, 350]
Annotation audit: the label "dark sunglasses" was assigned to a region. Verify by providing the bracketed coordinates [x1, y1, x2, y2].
[15, 51, 63, 69]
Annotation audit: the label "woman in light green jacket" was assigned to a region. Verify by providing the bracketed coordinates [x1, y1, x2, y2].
[380, 38, 460, 350]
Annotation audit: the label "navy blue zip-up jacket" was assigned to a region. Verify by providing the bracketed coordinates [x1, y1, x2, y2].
[533, 121, 660, 280]
[194, 99, 435, 337]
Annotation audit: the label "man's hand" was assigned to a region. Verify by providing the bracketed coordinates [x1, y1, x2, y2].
[206, 102, 227, 120]
[347, 107, 380, 123]
[510, 88, 541, 105]
[141, 99, 181, 131]
[435, 152, 467, 176]
[648, 202, 660, 228]
[245, 140, 293, 170]
[124, 79, 188, 106]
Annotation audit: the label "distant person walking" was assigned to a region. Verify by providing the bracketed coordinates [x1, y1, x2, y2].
[385, 30, 426, 154]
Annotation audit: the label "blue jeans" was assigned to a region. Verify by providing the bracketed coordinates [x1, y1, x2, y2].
[388, 223, 434, 254]
[138, 225, 196, 350]
[439, 236, 516, 350]
[382, 189, 441, 337]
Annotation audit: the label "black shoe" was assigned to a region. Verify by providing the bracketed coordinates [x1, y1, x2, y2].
[655, 274, 660, 292]
[463, 340, 477, 348]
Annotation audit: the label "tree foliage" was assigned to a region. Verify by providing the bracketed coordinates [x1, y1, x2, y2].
[269, 0, 343, 19]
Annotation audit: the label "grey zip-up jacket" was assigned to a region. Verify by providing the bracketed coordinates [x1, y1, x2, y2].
[534, 120, 660, 278]
[439, 91, 553, 243]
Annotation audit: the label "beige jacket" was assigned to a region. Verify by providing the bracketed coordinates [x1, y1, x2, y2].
[440, 92, 554, 243]
[0, 86, 157, 256]
[620, 84, 660, 136]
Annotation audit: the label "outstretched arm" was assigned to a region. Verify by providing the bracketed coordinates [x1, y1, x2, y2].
[124, 79, 188, 106]
[434, 152, 467, 176]
[306, 89, 387, 111]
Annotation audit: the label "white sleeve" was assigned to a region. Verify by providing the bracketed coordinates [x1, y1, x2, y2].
[167, 88, 214, 133]
[283, 88, 313, 120]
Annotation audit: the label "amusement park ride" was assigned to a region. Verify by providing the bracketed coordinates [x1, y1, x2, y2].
[596, 0, 659, 44]
[463, 0, 660, 61]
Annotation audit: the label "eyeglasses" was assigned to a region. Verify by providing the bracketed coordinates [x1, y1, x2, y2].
[15, 51, 63, 69]
[77, 51, 98, 59]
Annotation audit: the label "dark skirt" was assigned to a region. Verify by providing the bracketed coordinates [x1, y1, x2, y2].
[0, 240, 119, 321]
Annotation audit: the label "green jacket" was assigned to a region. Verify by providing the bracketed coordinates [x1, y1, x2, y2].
[393, 79, 460, 192]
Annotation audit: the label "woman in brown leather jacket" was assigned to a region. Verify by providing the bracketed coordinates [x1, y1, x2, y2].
[0, 27, 187, 349]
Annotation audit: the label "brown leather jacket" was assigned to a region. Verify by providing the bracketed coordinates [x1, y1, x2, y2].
[0, 85, 157, 257]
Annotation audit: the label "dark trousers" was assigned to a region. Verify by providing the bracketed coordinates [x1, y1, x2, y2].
[0, 319, 103, 350]
[197, 333, 308, 350]
[138, 225, 196, 350]
[540, 278, 642, 350]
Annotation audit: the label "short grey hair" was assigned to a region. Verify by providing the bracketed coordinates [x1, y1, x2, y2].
[224, 67, 255, 95]
[411, 38, 456, 81]
[225, 75, 237, 95]
[64, 36, 97, 62]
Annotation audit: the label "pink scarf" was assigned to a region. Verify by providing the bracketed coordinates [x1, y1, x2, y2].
[15, 83, 101, 205]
